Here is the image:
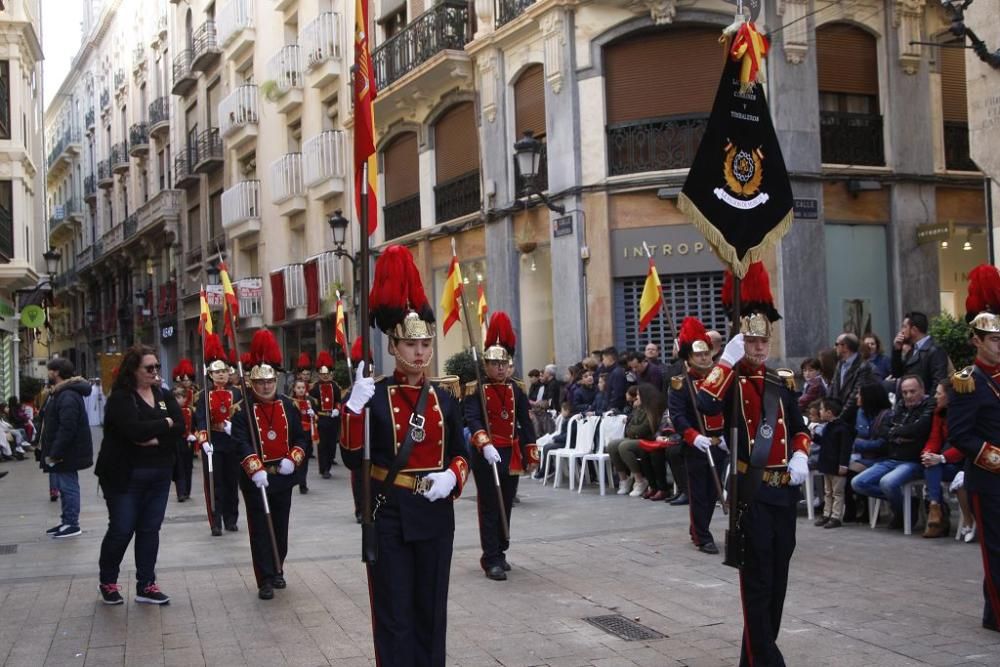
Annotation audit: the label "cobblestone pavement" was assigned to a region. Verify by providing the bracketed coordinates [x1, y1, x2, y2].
[0, 432, 997, 666]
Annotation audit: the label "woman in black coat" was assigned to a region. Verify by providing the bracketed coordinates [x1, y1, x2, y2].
[95, 345, 183, 606]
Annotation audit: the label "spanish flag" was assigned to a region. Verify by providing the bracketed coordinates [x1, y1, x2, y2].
[638, 258, 662, 333]
[353, 0, 378, 236]
[334, 295, 349, 359]
[477, 284, 488, 341]
[198, 286, 213, 336]
[217, 261, 239, 342]
[439, 251, 463, 335]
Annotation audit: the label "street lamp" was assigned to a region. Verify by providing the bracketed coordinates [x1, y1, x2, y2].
[512, 131, 564, 214]
[43, 247, 62, 277]
[328, 208, 350, 250]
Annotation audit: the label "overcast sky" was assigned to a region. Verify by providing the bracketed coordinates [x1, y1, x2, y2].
[41, 0, 84, 110]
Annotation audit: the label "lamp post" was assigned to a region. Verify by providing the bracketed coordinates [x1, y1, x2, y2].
[512, 131, 564, 214]
[43, 247, 62, 277]
[327, 209, 360, 317]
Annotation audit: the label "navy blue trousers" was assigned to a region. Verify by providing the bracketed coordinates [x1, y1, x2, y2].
[971, 492, 1000, 631]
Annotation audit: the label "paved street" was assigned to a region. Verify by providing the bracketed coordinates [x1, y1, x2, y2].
[0, 430, 998, 666]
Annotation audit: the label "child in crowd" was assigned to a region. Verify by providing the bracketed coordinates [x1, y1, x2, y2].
[814, 398, 852, 529]
[171, 386, 196, 502]
[798, 358, 827, 410]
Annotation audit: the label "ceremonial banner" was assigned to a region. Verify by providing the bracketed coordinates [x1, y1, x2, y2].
[638, 257, 663, 333]
[198, 287, 213, 336]
[353, 0, 378, 236]
[678, 24, 793, 278]
[440, 252, 463, 335]
[218, 261, 239, 342]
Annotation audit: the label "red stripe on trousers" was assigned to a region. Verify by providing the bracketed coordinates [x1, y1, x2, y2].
[972, 493, 1000, 623]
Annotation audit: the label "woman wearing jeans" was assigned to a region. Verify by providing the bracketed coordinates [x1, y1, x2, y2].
[96, 345, 183, 605]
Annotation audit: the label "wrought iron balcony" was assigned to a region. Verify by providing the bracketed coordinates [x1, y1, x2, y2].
[192, 21, 221, 71]
[193, 128, 223, 173]
[384, 194, 421, 241]
[496, 0, 536, 27]
[114, 69, 127, 92]
[303, 129, 346, 195]
[301, 12, 342, 70]
[222, 180, 262, 240]
[85, 108, 95, 130]
[129, 123, 149, 157]
[97, 158, 114, 188]
[218, 0, 255, 48]
[84, 174, 97, 201]
[174, 152, 198, 188]
[819, 111, 885, 167]
[943, 121, 977, 172]
[111, 142, 129, 172]
[123, 213, 138, 239]
[271, 153, 305, 204]
[606, 115, 708, 176]
[149, 96, 170, 137]
[435, 170, 480, 223]
[267, 45, 303, 97]
[372, 0, 471, 91]
[220, 84, 259, 148]
[100, 88, 110, 110]
[172, 50, 196, 96]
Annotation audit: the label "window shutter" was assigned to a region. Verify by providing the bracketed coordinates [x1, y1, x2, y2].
[270, 270, 286, 322]
[514, 64, 546, 138]
[816, 24, 879, 97]
[940, 42, 967, 123]
[604, 28, 726, 125]
[435, 102, 479, 183]
[383, 132, 419, 203]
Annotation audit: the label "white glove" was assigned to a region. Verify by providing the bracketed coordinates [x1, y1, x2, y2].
[278, 458, 295, 475]
[720, 333, 745, 367]
[788, 451, 809, 486]
[331, 408, 340, 418]
[251, 470, 269, 489]
[223, 420, 232, 436]
[716, 436, 729, 453]
[306, 409, 315, 417]
[345, 362, 376, 413]
[201, 441, 214, 455]
[693, 435, 713, 454]
[482, 444, 501, 464]
[186, 434, 197, 443]
[422, 469, 457, 502]
[949, 470, 965, 493]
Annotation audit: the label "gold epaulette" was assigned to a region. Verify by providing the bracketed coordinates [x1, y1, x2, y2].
[430, 375, 462, 399]
[463, 380, 479, 398]
[671, 375, 684, 391]
[766, 369, 796, 391]
[953, 366, 976, 394]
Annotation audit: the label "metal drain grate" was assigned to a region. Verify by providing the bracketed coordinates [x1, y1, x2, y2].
[0, 544, 18, 555]
[583, 615, 665, 641]
[164, 515, 206, 524]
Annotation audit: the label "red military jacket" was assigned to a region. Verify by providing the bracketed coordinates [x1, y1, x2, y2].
[291, 395, 319, 445]
[238, 397, 307, 475]
[311, 381, 340, 418]
[464, 380, 539, 474]
[194, 385, 241, 443]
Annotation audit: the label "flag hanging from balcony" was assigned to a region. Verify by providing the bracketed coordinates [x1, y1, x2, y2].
[353, 0, 378, 236]
[677, 20, 793, 279]
[198, 286, 213, 336]
[638, 257, 663, 333]
[334, 295, 349, 359]
[217, 261, 239, 343]
[439, 251, 463, 336]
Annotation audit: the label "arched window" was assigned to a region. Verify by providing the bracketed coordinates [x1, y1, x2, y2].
[382, 132, 420, 240]
[603, 27, 724, 175]
[434, 102, 480, 223]
[513, 64, 546, 191]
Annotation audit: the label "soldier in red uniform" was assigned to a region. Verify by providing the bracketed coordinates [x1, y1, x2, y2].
[232, 329, 309, 600]
[696, 263, 809, 667]
[172, 359, 198, 406]
[669, 317, 729, 554]
[310, 351, 342, 479]
[288, 375, 319, 494]
[463, 311, 538, 580]
[171, 359, 198, 502]
[340, 245, 470, 667]
[292, 352, 314, 393]
[194, 334, 243, 537]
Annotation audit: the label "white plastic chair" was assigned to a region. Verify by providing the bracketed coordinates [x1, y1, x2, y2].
[542, 414, 580, 486]
[803, 470, 825, 521]
[577, 414, 626, 495]
[868, 479, 924, 534]
[550, 416, 598, 489]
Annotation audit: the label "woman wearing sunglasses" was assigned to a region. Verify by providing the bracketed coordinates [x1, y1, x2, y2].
[95, 345, 184, 605]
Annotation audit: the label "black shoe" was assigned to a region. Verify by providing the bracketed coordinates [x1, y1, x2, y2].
[46, 524, 63, 535]
[814, 516, 830, 527]
[211, 525, 223, 537]
[177, 496, 187, 503]
[258, 583, 274, 600]
[135, 583, 170, 605]
[824, 518, 843, 529]
[272, 574, 286, 589]
[669, 493, 689, 506]
[225, 523, 238, 532]
[13, 452, 25, 461]
[321, 472, 332, 480]
[698, 542, 720, 555]
[99, 583, 124, 605]
[299, 486, 309, 494]
[501, 558, 511, 572]
[52, 525, 81, 538]
[485, 565, 507, 581]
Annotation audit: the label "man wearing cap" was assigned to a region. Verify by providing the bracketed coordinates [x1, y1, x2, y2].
[340, 245, 470, 666]
[232, 329, 309, 600]
[948, 264, 1000, 633]
[464, 311, 538, 581]
[310, 351, 342, 479]
[696, 263, 810, 667]
[669, 317, 728, 555]
[194, 334, 243, 536]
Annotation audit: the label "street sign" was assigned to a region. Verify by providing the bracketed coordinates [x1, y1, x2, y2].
[553, 216, 574, 238]
[793, 198, 819, 220]
[20, 305, 46, 329]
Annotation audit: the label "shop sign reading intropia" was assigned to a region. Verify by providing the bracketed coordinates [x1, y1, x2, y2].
[611, 225, 722, 278]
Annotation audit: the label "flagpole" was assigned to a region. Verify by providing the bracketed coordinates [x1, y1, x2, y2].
[198, 286, 217, 525]
[359, 161, 377, 564]
[723, 275, 743, 569]
[337, 289, 353, 387]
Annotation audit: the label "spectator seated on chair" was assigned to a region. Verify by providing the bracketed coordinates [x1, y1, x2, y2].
[590, 376, 609, 415]
[846, 383, 893, 522]
[533, 401, 573, 480]
[607, 385, 657, 497]
[813, 398, 852, 529]
[920, 381, 972, 539]
[572, 370, 599, 415]
[638, 408, 679, 501]
[851, 375, 934, 530]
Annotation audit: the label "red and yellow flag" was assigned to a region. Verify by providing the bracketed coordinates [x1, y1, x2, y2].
[638, 257, 663, 332]
[217, 261, 239, 342]
[476, 284, 488, 340]
[353, 0, 378, 236]
[334, 295, 349, 359]
[198, 286, 213, 336]
[439, 252, 463, 335]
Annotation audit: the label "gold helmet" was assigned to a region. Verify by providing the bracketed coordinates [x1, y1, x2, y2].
[248, 329, 282, 381]
[965, 265, 1000, 334]
[722, 262, 781, 338]
[483, 311, 516, 364]
[370, 245, 436, 340]
[204, 334, 229, 373]
[676, 316, 711, 359]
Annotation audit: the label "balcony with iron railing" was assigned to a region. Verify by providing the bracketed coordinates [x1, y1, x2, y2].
[172, 50, 196, 96]
[114, 68, 127, 93]
[129, 123, 149, 157]
[221, 180, 261, 240]
[97, 158, 114, 187]
[303, 130, 346, 200]
[284, 263, 307, 310]
[193, 128, 223, 173]
[85, 107, 95, 131]
[384, 194, 421, 241]
[111, 141, 130, 173]
[495, 0, 536, 27]
[123, 213, 138, 240]
[271, 153, 306, 216]
[174, 151, 198, 188]
[149, 96, 170, 137]
[301, 12, 342, 89]
[84, 174, 97, 201]
[606, 114, 709, 176]
[219, 0, 255, 58]
[819, 111, 885, 167]
[943, 121, 977, 172]
[267, 44, 303, 114]
[100, 88, 110, 110]
[192, 21, 221, 71]
[372, 0, 471, 92]
[434, 171, 480, 223]
[219, 84, 259, 150]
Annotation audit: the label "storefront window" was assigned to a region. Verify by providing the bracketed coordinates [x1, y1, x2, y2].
[519, 246, 554, 374]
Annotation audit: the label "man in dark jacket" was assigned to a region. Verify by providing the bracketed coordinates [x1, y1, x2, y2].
[891, 312, 950, 393]
[829, 332, 876, 429]
[851, 375, 934, 529]
[601, 348, 629, 411]
[40, 357, 94, 538]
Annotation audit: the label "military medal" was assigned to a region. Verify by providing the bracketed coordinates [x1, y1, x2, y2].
[500, 409, 510, 420]
[760, 423, 773, 439]
[267, 430, 277, 441]
[409, 413, 426, 443]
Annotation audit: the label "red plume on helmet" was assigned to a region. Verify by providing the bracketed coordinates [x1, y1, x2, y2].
[965, 264, 1000, 321]
[315, 351, 334, 372]
[240, 352, 253, 368]
[351, 336, 373, 365]
[173, 358, 195, 381]
[721, 261, 781, 324]
[296, 352, 312, 371]
[677, 316, 711, 359]
[250, 329, 283, 369]
[203, 333, 227, 363]
[369, 245, 435, 334]
[228, 349, 237, 365]
[484, 311, 516, 357]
